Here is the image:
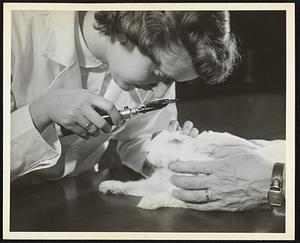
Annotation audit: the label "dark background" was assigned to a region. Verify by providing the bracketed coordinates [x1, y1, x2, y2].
[175, 10, 286, 138]
[177, 11, 286, 100]
[176, 11, 286, 100]
[101, 11, 287, 169]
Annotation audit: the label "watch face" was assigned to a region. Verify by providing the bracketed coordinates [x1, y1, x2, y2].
[267, 190, 284, 207]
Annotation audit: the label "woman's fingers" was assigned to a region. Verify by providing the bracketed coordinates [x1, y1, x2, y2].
[168, 120, 199, 137]
[89, 93, 121, 126]
[168, 120, 181, 132]
[80, 121, 100, 137]
[181, 120, 194, 135]
[82, 105, 112, 133]
[71, 110, 98, 135]
[190, 127, 199, 137]
[69, 125, 89, 139]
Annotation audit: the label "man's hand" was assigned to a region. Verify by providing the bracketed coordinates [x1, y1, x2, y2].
[169, 153, 274, 211]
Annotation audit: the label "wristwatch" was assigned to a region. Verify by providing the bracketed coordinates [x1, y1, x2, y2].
[267, 162, 285, 207]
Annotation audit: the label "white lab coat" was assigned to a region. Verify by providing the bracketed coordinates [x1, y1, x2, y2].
[10, 11, 177, 181]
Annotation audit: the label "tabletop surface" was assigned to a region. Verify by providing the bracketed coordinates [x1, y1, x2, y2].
[10, 93, 286, 233]
[10, 165, 285, 233]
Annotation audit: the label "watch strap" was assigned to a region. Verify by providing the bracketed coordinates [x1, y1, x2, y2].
[271, 162, 284, 188]
[267, 162, 285, 208]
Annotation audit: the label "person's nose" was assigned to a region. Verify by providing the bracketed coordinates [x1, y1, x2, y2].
[151, 81, 173, 98]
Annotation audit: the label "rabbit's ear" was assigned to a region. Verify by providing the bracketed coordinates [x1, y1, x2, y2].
[151, 131, 161, 140]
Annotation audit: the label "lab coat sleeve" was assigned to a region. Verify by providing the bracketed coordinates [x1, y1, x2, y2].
[113, 85, 177, 174]
[251, 139, 286, 163]
[10, 104, 62, 180]
[10, 17, 62, 180]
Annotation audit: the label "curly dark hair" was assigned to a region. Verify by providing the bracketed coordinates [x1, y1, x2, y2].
[94, 11, 239, 84]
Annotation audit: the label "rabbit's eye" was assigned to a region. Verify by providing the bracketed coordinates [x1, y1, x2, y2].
[172, 138, 183, 144]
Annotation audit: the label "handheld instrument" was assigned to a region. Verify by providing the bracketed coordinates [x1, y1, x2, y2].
[94, 98, 178, 125]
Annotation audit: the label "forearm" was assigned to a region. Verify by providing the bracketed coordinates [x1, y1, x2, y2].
[29, 95, 52, 134]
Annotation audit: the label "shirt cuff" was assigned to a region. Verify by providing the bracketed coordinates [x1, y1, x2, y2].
[251, 139, 286, 163]
[11, 104, 61, 178]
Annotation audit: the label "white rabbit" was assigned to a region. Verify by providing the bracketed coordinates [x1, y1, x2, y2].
[99, 129, 284, 210]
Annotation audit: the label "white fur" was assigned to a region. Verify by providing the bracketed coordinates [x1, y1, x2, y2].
[99, 130, 276, 210]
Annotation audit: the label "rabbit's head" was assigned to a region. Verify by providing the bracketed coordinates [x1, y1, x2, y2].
[145, 129, 259, 169]
[146, 130, 211, 168]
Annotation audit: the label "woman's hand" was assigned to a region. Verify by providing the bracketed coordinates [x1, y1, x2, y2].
[152, 120, 199, 140]
[169, 153, 274, 211]
[167, 120, 199, 137]
[29, 88, 122, 138]
[146, 120, 199, 177]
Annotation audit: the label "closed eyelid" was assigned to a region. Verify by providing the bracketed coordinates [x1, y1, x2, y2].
[165, 75, 176, 82]
[152, 68, 174, 80]
[171, 138, 183, 144]
[161, 72, 177, 82]
[152, 69, 164, 76]
[158, 73, 176, 84]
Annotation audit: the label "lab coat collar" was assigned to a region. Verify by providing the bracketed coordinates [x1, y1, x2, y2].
[43, 11, 78, 67]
